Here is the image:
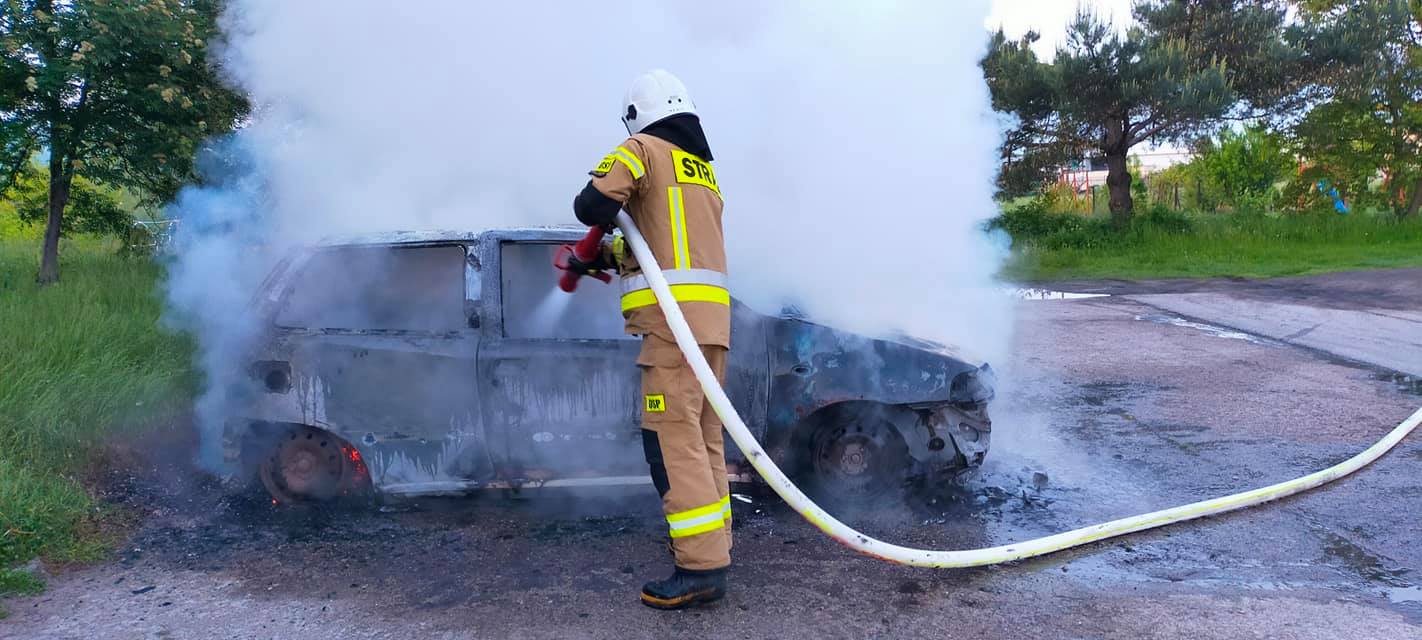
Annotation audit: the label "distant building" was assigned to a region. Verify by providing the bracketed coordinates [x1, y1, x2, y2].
[1133, 148, 1193, 174]
[1057, 148, 1193, 192]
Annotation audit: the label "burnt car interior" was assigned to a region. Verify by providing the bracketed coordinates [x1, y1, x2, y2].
[276, 244, 468, 333]
[500, 241, 627, 340]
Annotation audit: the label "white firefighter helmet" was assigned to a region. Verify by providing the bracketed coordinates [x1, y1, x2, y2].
[621, 69, 696, 134]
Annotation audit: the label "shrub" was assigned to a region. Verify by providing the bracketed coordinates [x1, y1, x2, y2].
[987, 196, 1115, 250]
[1135, 205, 1193, 234]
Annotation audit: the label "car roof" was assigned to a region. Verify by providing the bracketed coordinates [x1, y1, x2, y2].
[313, 226, 586, 247]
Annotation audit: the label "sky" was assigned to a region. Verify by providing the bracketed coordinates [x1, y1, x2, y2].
[985, 0, 1135, 58]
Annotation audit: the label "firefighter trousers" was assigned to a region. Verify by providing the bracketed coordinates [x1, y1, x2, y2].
[638, 334, 731, 571]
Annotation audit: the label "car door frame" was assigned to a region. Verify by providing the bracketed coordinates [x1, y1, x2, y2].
[474, 229, 647, 484]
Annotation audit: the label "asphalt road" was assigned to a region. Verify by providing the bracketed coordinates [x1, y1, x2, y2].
[1053, 268, 1422, 378]
[6, 269, 1422, 640]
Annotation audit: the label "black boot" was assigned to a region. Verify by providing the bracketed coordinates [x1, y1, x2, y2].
[640, 566, 727, 610]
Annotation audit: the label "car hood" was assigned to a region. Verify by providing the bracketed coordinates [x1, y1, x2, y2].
[764, 315, 992, 419]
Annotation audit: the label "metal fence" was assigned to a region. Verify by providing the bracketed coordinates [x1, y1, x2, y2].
[124, 219, 180, 255]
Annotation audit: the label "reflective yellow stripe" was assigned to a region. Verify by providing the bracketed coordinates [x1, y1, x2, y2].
[670, 517, 727, 539]
[667, 496, 731, 539]
[620, 268, 727, 295]
[620, 283, 730, 313]
[668, 495, 731, 523]
[612, 146, 645, 179]
[667, 186, 690, 269]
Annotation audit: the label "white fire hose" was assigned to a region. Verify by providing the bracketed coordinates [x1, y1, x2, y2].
[615, 211, 1422, 567]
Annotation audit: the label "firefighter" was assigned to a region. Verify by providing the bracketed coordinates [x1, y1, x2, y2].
[570, 69, 732, 609]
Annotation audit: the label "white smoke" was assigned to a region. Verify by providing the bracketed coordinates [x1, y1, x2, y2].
[166, 0, 1010, 466]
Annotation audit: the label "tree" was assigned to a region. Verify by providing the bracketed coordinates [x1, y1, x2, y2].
[1196, 124, 1291, 210]
[1293, 0, 1422, 218]
[983, 1, 1300, 227]
[983, 30, 1082, 199]
[6, 162, 131, 236]
[1289, 101, 1395, 212]
[0, 0, 247, 284]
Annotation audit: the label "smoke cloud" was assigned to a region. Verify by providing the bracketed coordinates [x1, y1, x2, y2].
[165, 0, 1010, 468]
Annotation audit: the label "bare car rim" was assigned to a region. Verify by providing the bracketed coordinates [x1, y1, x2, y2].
[809, 419, 907, 500]
[259, 428, 358, 503]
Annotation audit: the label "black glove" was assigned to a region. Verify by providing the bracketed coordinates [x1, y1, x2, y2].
[565, 249, 613, 276]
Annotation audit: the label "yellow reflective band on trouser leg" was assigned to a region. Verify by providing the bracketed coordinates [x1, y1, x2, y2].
[667, 186, 690, 270]
[667, 495, 732, 539]
[620, 283, 731, 313]
[613, 146, 645, 179]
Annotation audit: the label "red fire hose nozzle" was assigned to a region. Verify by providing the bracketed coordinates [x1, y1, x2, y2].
[555, 226, 612, 292]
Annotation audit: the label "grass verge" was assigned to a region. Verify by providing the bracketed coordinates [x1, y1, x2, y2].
[994, 206, 1422, 281]
[0, 236, 193, 603]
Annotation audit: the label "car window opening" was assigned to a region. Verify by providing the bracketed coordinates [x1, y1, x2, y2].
[276, 244, 466, 333]
[501, 241, 625, 340]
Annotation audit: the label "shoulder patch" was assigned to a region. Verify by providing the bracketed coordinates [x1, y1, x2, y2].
[589, 146, 646, 180]
[590, 154, 617, 177]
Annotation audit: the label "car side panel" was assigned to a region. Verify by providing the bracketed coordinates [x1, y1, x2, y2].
[228, 242, 496, 493]
[724, 302, 771, 465]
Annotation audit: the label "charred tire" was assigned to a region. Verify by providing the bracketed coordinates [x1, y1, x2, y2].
[792, 404, 911, 510]
[257, 425, 371, 505]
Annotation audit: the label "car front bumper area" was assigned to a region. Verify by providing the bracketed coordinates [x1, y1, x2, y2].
[900, 401, 992, 477]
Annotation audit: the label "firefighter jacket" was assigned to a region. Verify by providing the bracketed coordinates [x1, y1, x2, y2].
[574, 125, 729, 348]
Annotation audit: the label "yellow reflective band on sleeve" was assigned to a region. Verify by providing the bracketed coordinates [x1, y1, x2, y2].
[612, 146, 645, 179]
[620, 283, 730, 313]
[667, 495, 731, 539]
[667, 186, 690, 270]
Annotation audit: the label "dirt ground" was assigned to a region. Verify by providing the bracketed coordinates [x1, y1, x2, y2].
[5, 270, 1422, 640]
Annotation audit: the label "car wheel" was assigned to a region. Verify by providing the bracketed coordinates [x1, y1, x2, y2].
[258, 426, 370, 505]
[797, 406, 911, 509]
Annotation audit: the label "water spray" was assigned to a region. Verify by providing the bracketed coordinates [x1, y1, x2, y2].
[612, 211, 1422, 568]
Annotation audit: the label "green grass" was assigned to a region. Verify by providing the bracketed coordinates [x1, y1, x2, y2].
[0, 234, 194, 600]
[996, 208, 1422, 281]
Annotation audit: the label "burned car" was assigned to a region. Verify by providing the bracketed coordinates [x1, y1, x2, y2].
[223, 228, 994, 505]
